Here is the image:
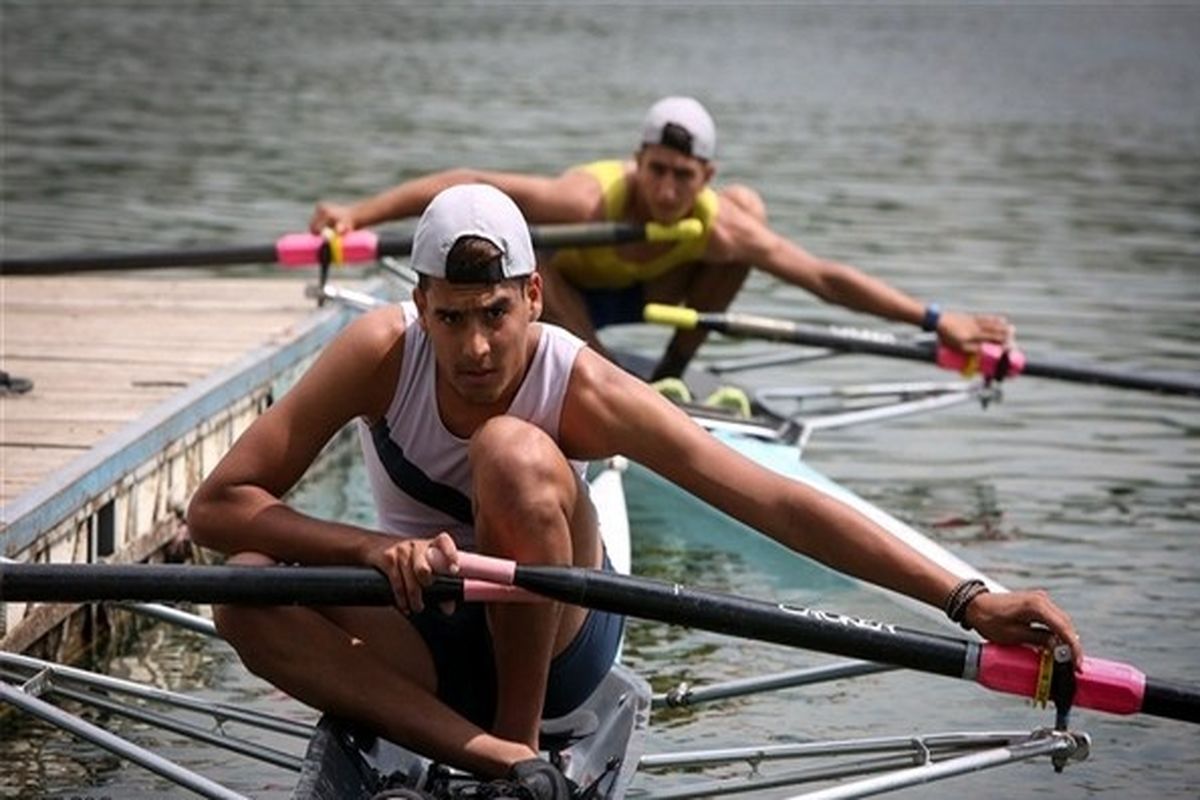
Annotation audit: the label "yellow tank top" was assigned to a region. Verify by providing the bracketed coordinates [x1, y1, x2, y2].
[549, 160, 718, 290]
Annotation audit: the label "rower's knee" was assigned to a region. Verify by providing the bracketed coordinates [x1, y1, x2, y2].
[469, 417, 570, 488]
[469, 417, 576, 557]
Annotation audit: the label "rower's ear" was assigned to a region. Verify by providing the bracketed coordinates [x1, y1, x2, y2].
[412, 285, 430, 330]
[526, 273, 543, 321]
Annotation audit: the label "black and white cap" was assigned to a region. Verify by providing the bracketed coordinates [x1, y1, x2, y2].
[640, 96, 717, 161]
[410, 184, 536, 282]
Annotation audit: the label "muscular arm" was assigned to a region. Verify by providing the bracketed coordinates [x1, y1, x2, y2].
[710, 195, 1012, 350]
[562, 350, 955, 601]
[560, 349, 1080, 657]
[187, 308, 405, 565]
[310, 167, 602, 233]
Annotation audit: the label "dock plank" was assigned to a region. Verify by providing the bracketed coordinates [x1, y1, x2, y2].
[0, 275, 343, 508]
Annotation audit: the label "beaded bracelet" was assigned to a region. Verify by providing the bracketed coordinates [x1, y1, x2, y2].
[944, 578, 990, 629]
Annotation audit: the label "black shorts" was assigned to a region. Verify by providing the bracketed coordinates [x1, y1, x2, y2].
[581, 284, 646, 329]
[408, 556, 625, 729]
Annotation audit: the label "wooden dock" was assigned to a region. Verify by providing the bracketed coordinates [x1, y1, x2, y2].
[1, 274, 374, 656]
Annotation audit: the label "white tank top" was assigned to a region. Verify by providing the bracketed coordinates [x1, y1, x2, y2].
[358, 301, 586, 549]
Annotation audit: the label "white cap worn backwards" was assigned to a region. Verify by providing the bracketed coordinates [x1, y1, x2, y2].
[641, 96, 717, 161]
[411, 184, 536, 282]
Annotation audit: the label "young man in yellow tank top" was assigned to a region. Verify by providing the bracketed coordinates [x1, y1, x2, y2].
[311, 97, 1013, 380]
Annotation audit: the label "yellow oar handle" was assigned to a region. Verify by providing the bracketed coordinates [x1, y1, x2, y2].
[644, 303, 700, 330]
[645, 218, 703, 242]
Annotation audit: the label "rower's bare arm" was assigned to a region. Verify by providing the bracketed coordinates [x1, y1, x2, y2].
[561, 350, 954, 603]
[714, 200, 1013, 350]
[187, 308, 405, 564]
[560, 349, 1079, 654]
[714, 205, 925, 325]
[310, 167, 599, 233]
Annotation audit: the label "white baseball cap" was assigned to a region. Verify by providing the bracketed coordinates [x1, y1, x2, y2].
[640, 96, 717, 161]
[410, 184, 536, 282]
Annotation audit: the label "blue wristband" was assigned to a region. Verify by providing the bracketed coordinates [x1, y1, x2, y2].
[921, 303, 941, 333]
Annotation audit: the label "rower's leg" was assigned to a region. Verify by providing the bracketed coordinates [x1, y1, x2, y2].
[212, 552, 535, 777]
[647, 256, 751, 379]
[469, 416, 601, 750]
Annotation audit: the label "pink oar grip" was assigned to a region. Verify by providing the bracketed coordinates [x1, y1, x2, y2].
[460, 579, 540, 604]
[274, 231, 379, 267]
[455, 552, 518, 585]
[936, 342, 1026, 380]
[978, 644, 1146, 715]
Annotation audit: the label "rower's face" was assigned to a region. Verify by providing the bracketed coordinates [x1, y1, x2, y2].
[635, 145, 714, 223]
[414, 275, 542, 405]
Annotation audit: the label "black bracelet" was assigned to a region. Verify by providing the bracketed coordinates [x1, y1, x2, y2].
[944, 578, 989, 629]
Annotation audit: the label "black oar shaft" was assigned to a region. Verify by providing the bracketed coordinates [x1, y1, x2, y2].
[0, 563, 458, 606]
[1142, 679, 1200, 724]
[530, 222, 649, 249]
[1020, 358, 1200, 396]
[512, 565, 971, 679]
[505, 564, 1200, 725]
[710, 312, 932, 362]
[672, 308, 1200, 399]
[1, 245, 281, 274]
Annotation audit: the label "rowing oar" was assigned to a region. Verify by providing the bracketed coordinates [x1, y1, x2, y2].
[3, 560, 1196, 725]
[0, 219, 703, 275]
[449, 552, 1198, 726]
[644, 304, 1200, 398]
[0, 562, 536, 605]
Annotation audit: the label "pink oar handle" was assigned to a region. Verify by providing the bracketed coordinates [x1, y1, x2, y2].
[455, 552, 518, 585]
[460, 579, 540, 603]
[274, 231, 380, 267]
[427, 550, 527, 601]
[979, 644, 1147, 715]
[936, 342, 1027, 380]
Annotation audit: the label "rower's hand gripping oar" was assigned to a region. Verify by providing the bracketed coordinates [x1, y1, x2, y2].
[644, 304, 1200, 398]
[0, 219, 703, 275]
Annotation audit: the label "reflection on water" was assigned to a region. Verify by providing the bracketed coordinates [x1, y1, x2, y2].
[3, 2, 1198, 798]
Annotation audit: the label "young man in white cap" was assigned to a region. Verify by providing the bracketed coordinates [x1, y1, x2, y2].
[194, 184, 1080, 798]
[311, 96, 1013, 380]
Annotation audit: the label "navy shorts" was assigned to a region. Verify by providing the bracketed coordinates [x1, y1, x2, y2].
[581, 284, 646, 329]
[408, 556, 625, 728]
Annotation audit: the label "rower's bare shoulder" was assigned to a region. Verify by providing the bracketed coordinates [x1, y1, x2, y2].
[340, 305, 407, 358]
[562, 348, 656, 453]
[566, 347, 630, 406]
[709, 186, 779, 263]
[303, 305, 406, 417]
